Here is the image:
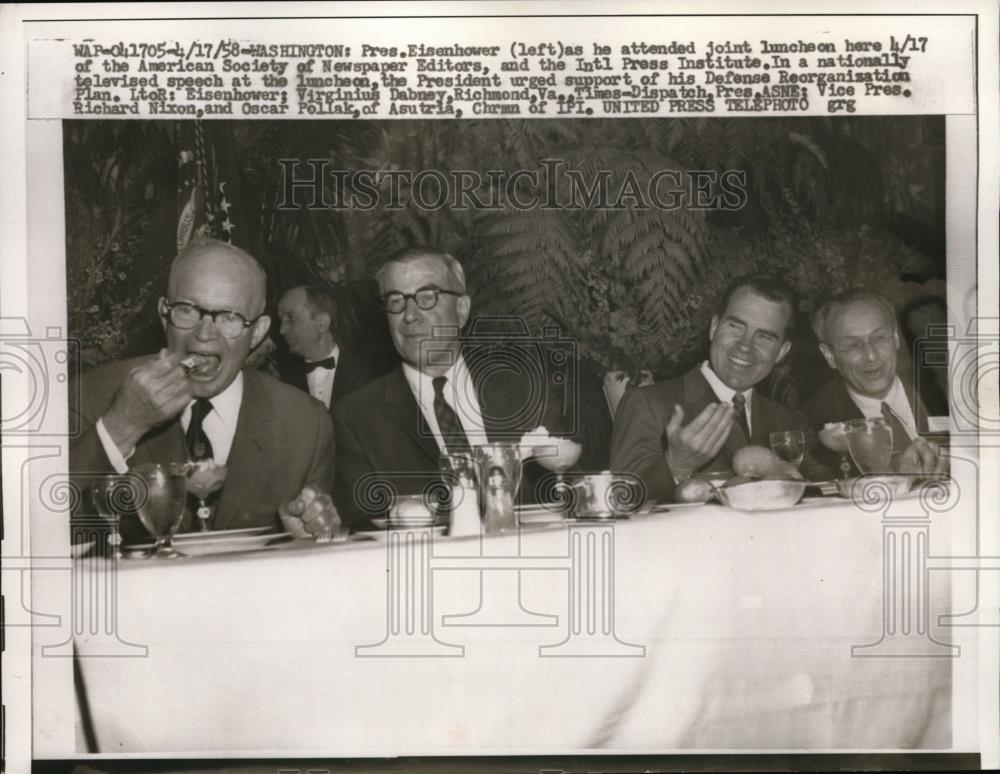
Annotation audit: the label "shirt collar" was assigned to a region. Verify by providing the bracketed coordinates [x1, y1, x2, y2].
[700, 360, 753, 405]
[189, 371, 243, 429]
[402, 355, 468, 399]
[847, 375, 906, 415]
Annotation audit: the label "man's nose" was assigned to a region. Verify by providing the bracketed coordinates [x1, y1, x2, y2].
[193, 314, 221, 341]
[402, 297, 422, 323]
[861, 341, 880, 361]
[736, 331, 754, 351]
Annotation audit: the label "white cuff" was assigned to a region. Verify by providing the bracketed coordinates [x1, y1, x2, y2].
[95, 417, 133, 474]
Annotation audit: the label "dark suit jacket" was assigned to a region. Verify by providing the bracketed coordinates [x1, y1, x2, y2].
[333, 356, 572, 526]
[609, 365, 831, 504]
[70, 356, 335, 535]
[281, 346, 376, 412]
[801, 376, 932, 477]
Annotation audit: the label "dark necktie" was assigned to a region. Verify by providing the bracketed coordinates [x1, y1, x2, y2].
[432, 376, 471, 455]
[185, 398, 215, 462]
[732, 392, 751, 444]
[881, 401, 911, 455]
[185, 399, 215, 532]
[304, 356, 336, 373]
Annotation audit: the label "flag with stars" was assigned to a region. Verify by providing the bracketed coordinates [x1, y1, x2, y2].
[176, 122, 250, 252]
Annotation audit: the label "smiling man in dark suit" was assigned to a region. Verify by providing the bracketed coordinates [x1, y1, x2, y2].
[332, 246, 567, 526]
[803, 289, 946, 476]
[610, 275, 831, 504]
[70, 238, 339, 538]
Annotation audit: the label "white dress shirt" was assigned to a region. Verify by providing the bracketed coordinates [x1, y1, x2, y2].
[700, 361, 754, 435]
[305, 345, 340, 409]
[95, 372, 245, 473]
[402, 356, 488, 453]
[846, 376, 919, 441]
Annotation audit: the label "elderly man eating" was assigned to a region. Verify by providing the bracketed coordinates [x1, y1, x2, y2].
[70, 238, 340, 539]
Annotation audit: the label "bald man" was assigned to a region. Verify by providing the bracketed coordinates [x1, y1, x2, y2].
[70, 238, 339, 540]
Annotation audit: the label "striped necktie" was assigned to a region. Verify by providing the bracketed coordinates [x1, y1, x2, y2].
[432, 376, 472, 455]
[881, 401, 911, 455]
[732, 392, 751, 444]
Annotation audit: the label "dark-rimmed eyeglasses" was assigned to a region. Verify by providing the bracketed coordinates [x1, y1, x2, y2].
[162, 301, 259, 338]
[381, 286, 461, 315]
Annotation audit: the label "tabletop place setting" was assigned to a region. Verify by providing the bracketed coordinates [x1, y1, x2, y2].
[78, 415, 948, 563]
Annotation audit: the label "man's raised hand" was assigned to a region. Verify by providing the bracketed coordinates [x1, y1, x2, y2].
[665, 402, 735, 481]
[102, 350, 193, 455]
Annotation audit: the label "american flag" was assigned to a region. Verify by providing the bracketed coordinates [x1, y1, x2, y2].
[176, 122, 245, 252]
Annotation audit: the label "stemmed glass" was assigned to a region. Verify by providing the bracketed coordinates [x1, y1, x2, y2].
[131, 462, 189, 558]
[533, 436, 583, 486]
[88, 474, 143, 558]
[844, 417, 894, 475]
[769, 430, 806, 468]
[184, 461, 228, 530]
[818, 423, 853, 479]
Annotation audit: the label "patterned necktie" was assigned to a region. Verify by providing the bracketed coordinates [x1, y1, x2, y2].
[732, 392, 751, 444]
[304, 356, 337, 373]
[185, 399, 215, 462]
[881, 401, 910, 455]
[432, 376, 471, 455]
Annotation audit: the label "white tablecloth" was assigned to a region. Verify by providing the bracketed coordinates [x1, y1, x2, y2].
[72, 494, 955, 754]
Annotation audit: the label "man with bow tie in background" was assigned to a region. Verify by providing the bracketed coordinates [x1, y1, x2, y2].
[277, 285, 373, 410]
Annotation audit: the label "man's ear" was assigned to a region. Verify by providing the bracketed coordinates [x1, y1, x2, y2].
[157, 297, 168, 333]
[775, 339, 793, 364]
[818, 342, 838, 371]
[316, 312, 331, 334]
[250, 315, 272, 350]
[709, 315, 719, 342]
[457, 295, 471, 329]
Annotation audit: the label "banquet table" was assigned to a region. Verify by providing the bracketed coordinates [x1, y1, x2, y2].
[71, 490, 959, 754]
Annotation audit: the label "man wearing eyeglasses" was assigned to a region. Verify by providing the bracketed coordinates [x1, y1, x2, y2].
[331, 246, 568, 526]
[70, 238, 340, 539]
[803, 289, 946, 476]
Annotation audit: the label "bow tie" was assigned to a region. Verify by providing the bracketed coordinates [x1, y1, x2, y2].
[304, 356, 336, 373]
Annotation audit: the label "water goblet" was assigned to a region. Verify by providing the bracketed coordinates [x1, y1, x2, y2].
[845, 417, 894, 475]
[533, 436, 583, 485]
[88, 474, 146, 558]
[184, 460, 228, 530]
[473, 443, 523, 533]
[818, 422, 852, 479]
[770, 430, 806, 467]
[132, 462, 189, 558]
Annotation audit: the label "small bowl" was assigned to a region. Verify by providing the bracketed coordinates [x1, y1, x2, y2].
[835, 475, 915, 499]
[715, 479, 807, 511]
[388, 494, 436, 527]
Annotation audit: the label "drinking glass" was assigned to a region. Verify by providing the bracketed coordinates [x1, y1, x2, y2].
[473, 443, 522, 533]
[533, 436, 583, 483]
[184, 461, 228, 530]
[132, 462, 189, 558]
[845, 417, 894, 475]
[770, 430, 806, 467]
[88, 474, 143, 558]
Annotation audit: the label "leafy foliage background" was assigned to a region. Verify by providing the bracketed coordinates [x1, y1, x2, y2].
[64, 116, 945, 407]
